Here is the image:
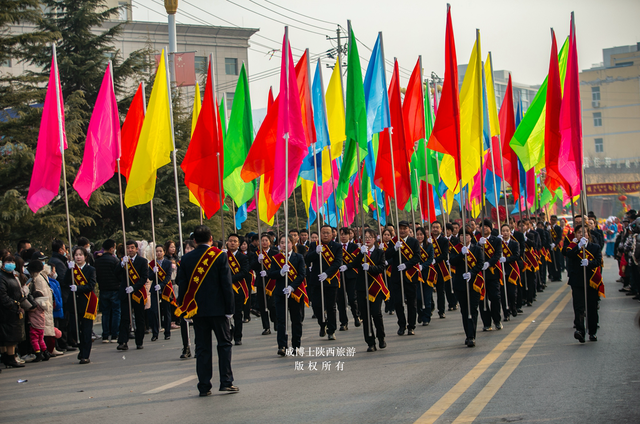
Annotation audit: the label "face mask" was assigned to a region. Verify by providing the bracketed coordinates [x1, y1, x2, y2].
[86, 247, 91, 253]
[4, 263, 16, 272]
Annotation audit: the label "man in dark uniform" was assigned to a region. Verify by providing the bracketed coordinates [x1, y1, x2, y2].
[513, 221, 527, 313]
[386, 220, 421, 336]
[116, 241, 148, 351]
[176, 225, 237, 396]
[478, 219, 503, 331]
[548, 215, 563, 282]
[337, 227, 361, 331]
[499, 224, 520, 319]
[306, 224, 343, 340]
[431, 221, 453, 318]
[255, 233, 277, 335]
[536, 220, 551, 290]
[148, 244, 173, 341]
[226, 234, 251, 346]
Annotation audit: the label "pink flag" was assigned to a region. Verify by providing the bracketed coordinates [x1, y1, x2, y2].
[73, 63, 121, 205]
[26, 49, 67, 213]
[272, 32, 307, 204]
[557, 14, 583, 197]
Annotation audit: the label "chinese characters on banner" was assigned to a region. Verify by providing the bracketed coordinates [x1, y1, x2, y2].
[585, 182, 640, 196]
[287, 346, 356, 371]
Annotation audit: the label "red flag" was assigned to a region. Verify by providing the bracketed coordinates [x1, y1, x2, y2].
[420, 181, 437, 223]
[267, 87, 274, 111]
[242, 96, 279, 183]
[403, 58, 425, 153]
[119, 83, 145, 181]
[294, 50, 316, 146]
[181, 62, 224, 218]
[499, 75, 519, 202]
[544, 30, 563, 193]
[427, 6, 461, 182]
[374, 60, 412, 209]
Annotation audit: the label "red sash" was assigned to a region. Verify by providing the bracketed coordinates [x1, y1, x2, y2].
[229, 253, 249, 305]
[272, 253, 309, 307]
[420, 246, 436, 288]
[524, 245, 539, 272]
[364, 252, 390, 302]
[584, 248, 605, 298]
[394, 237, 423, 283]
[174, 247, 222, 318]
[149, 260, 167, 282]
[261, 249, 276, 296]
[467, 249, 485, 300]
[550, 227, 560, 250]
[161, 281, 178, 307]
[433, 238, 451, 281]
[73, 265, 98, 320]
[502, 241, 520, 286]
[127, 262, 146, 305]
[320, 245, 340, 284]
[342, 247, 359, 274]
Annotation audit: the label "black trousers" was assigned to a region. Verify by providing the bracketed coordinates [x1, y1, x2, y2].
[118, 295, 145, 346]
[455, 287, 480, 341]
[435, 272, 446, 314]
[274, 294, 303, 349]
[232, 293, 245, 342]
[549, 250, 562, 280]
[60, 302, 78, 348]
[69, 313, 93, 360]
[310, 284, 338, 335]
[524, 271, 537, 303]
[539, 260, 547, 287]
[180, 317, 190, 348]
[356, 290, 385, 347]
[516, 280, 524, 309]
[337, 277, 359, 325]
[257, 282, 276, 330]
[500, 282, 517, 318]
[192, 315, 234, 393]
[148, 290, 168, 338]
[571, 283, 599, 336]
[393, 280, 417, 331]
[480, 278, 502, 328]
[417, 282, 434, 323]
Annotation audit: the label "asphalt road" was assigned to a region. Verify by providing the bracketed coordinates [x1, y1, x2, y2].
[1, 258, 639, 424]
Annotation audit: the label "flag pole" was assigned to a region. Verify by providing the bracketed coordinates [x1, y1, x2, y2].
[255, 186, 268, 318]
[478, 45, 487, 312]
[414, 169, 426, 311]
[150, 200, 162, 333]
[54, 44, 80, 342]
[420, 54, 432, 232]
[283, 26, 290, 341]
[217, 153, 225, 241]
[232, 201, 237, 231]
[164, 48, 184, 257]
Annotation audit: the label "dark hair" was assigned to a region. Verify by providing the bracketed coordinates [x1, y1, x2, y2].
[551, 215, 558, 220]
[102, 239, 116, 250]
[445, 222, 453, 231]
[2, 254, 15, 264]
[452, 222, 460, 228]
[13, 256, 27, 284]
[431, 221, 442, 228]
[339, 227, 350, 235]
[573, 224, 584, 233]
[52, 239, 65, 254]
[21, 248, 35, 262]
[364, 228, 376, 239]
[77, 237, 90, 247]
[386, 223, 395, 229]
[227, 233, 240, 241]
[0, 249, 8, 260]
[288, 229, 299, 235]
[17, 239, 30, 252]
[501, 223, 510, 231]
[251, 235, 259, 242]
[415, 227, 428, 246]
[260, 233, 271, 241]
[193, 225, 212, 244]
[164, 240, 176, 255]
[300, 229, 309, 235]
[126, 240, 138, 248]
[184, 239, 197, 251]
[73, 246, 89, 260]
[482, 219, 493, 228]
[279, 234, 295, 245]
[382, 228, 392, 238]
[311, 231, 318, 237]
[321, 224, 333, 230]
[155, 244, 165, 252]
[27, 258, 44, 274]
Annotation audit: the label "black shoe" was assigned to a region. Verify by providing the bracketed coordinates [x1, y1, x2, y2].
[379, 339, 387, 349]
[467, 339, 476, 347]
[620, 287, 630, 292]
[526, 302, 532, 307]
[417, 316, 423, 324]
[366, 345, 377, 352]
[235, 340, 242, 346]
[516, 309, 523, 314]
[422, 322, 429, 326]
[199, 391, 212, 397]
[626, 291, 637, 296]
[180, 347, 191, 359]
[137, 345, 144, 349]
[65, 346, 78, 352]
[447, 307, 453, 311]
[439, 313, 446, 319]
[495, 322, 503, 330]
[328, 333, 336, 341]
[574, 331, 585, 343]
[354, 318, 362, 327]
[32, 352, 43, 363]
[151, 336, 158, 342]
[219, 385, 239, 393]
[277, 348, 286, 357]
[407, 329, 415, 335]
[389, 311, 395, 315]
[250, 309, 261, 317]
[117, 344, 128, 351]
[242, 318, 250, 323]
[312, 314, 316, 319]
[42, 350, 51, 361]
[319, 326, 326, 337]
[504, 316, 510, 322]
[465, 338, 469, 346]
[453, 305, 459, 310]
[79, 358, 90, 364]
[164, 336, 170, 340]
[483, 326, 493, 332]
[589, 334, 597, 342]
[397, 328, 405, 336]
[262, 328, 271, 335]
[2, 353, 25, 368]
[339, 324, 347, 331]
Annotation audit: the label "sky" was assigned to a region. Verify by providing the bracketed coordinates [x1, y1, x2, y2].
[131, 0, 640, 109]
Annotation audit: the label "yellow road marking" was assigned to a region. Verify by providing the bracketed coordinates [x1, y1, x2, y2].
[414, 283, 569, 424]
[451, 291, 572, 423]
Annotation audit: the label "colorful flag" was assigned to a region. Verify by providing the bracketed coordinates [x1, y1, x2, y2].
[124, 50, 173, 207]
[544, 30, 563, 194]
[27, 48, 67, 213]
[73, 62, 121, 205]
[325, 60, 345, 161]
[499, 75, 519, 202]
[188, 82, 203, 208]
[119, 83, 145, 182]
[363, 33, 390, 142]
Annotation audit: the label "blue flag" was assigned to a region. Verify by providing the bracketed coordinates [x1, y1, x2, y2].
[363, 34, 390, 142]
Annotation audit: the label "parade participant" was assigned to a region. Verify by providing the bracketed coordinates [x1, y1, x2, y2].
[386, 220, 421, 336]
[354, 229, 388, 351]
[536, 220, 551, 290]
[256, 234, 277, 335]
[478, 220, 503, 332]
[94, 239, 120, 343]
[548, 215, 563, 282]
[415, 227, 435, 326]
[0, 255, 26, 368]
[116, 240, 148, 351]
[226, 234, 251, 346]
[451, 222, 460, 241]
[306, 224, 343, 340]
[513, 221, 527, 313]
[380, 228, 395, 315]
[179, 239, 196, 359]
[520, 220, 539, 306]
[499, 224, 520, 319]
[300, 229, 309, 249]
[337, 227, 361, 331]
[239, 237, 256, 323]
[148, 245, 173, 341]
[66, 247, 98, 364]
[310, 232, 319, 244]
[449, 227, 484, 347]
[431, 221, 454, 317]
[288, 229, 306, 256]
[175, 225, 237, 395]
[264, 235, 307, 356]
[564, 224, 603, 343]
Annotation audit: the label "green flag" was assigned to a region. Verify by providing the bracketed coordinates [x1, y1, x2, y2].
[337, 28, 367, 203]
[510, 37, 569, 171]
[223, 64, 255, 207]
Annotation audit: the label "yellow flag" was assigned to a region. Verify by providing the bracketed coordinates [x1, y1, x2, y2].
[325, 63, 345, 161]
[125, 50, 173, 207]
[301, 179, 314, 219]
[258, 175, 274, 226]
[484, 54, 500, 137]
[189, 83, 203, 208]
[439, 154, 458, 195]
[459, 35, 483, 188]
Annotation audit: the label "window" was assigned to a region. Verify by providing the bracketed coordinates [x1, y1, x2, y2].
[591, 86, 600, 101]
[594, 138, 603, 153]
[118, 2, 129, 21]
[225, 58, 238, 75]
[226, 92, 234, 113]
[1, 58, 10, 67]
[195, 56, 207, 75]
[593, 112, 602, 127]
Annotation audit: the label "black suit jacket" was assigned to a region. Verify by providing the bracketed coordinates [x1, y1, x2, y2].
[385, 236, 421, 285]
[564, 241, 602, 288]
[353, 247, 386, 292]
[266, 251, 306, 295]
[64, 264, 96, 313]
[118, 255, 148, 296]
[306, 241, 343, 287]
[229, 250, 251, 298]
[340, 241, 360, 281]
[550, 224, 562, 245]
[433, 235, 449, 264]
[450, 243, 484, 292]
[177, 244, 234, 317]
[482, 235, 502, 281]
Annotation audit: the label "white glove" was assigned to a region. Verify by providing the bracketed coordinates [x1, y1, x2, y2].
[427, 237, 433, 244]
[479, 237, 487, 245]
[258, 253, 264, 263]
[384, 260, 388, 266]
[394, 241, 402, 251]
[171, 263, 177, 269]
[572, 238, 578, 243]
[225, 314, 233, 319]
[153, 266, 159, 273]
[122, 255, 130, 264]
[418, 264, 423, 271]
[432, 259, 436, 266]
[280, 264, 290, 276]
[550, 243, 556, 249]
[70, 284, 77, 292]
[316, 245, 323, 254]
[547, 225, 551, 231]
[318, 272, 328, 282]
[463, 272, 471, 281]
[283, 285, 293, 297]
[339, 265, 348, 272]
[260, 270, 267, 278]
[498, 234, 504, 240]
[125, 286, 134, 294]
[360, 245, 368, 254]
[461, 246, 469, 255]
[362, 263, 370, 271]
[377, 235, 381, 240]
[397, 263, 406, 272]
[499, 256, 506, 263]
[581, 259, 589, 267]
[482, 262, 490, 271]
[446, 260, 450, 266]
[67, 261, 75, 269]
[578, 237, 588, 249]
[155, 284, 161, 291]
